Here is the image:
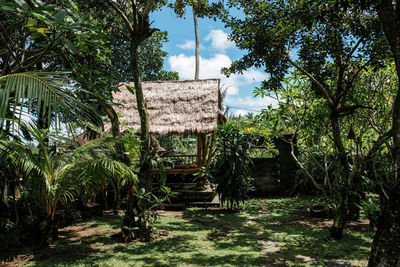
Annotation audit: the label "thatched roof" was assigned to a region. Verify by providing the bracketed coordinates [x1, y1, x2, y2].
[110, 79, 223, 135]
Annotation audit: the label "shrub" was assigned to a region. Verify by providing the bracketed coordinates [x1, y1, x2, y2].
[209, 124, 253, 209]
[357, 195, 380, 229]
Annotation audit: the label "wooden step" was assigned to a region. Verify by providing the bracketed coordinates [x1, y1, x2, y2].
[185, 201, 220, 208]
[163, 203, 186, 211]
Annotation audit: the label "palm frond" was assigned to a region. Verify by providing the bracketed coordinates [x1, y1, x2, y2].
[0, 71, 101, 129]
[0, 139, 42, 176]
[68, 136, 122, 160]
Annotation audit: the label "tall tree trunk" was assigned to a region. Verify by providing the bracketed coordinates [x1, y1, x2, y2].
[368, 191, 400, 266]
[113, 186, 121, 215]
[370, 1, 400, 264]
[329, 113, 358, 239]
[106, 0, 157, 240]
[193, 8, 208, 169]
[193, 7, 200, 80]
[130, 40, 152, 191]
[121, 40, 153, 240]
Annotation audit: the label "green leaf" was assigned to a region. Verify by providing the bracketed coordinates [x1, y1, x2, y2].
[64, 39, 77, 54]
[14, 0, 28, 10]
[126, 85, 135, 95]
[54, 9, 67, 23]
[1, 6, 15, 12]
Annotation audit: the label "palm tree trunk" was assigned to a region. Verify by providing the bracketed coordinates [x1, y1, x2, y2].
[0, 175, 10, 217]
[193, 7, 200, 80]
[113, 187, 121, 215]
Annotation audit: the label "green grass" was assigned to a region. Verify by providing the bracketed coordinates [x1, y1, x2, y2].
[22, 196, 373, 266]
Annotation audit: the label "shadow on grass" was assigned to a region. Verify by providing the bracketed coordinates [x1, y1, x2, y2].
[88, 214, 123, 229]
[266, 224, 371, 262]
[248, 198, 374, 265]
[26, 197, 373, 266]
[28, 209, 264, 266]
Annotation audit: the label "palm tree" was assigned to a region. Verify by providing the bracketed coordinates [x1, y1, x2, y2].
[0, 122, 136, 241]
[0, 71, 104, 217]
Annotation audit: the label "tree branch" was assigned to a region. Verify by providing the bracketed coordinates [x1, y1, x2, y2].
[345, 37, 363, 63]
[131, 0, 138, 27]
[13, 34, 59, 73]
[289, 135, 327, 197]
[143, 0, 155, 17]
[348, 59, 372, 89]
[106, 0, 134, 33]
[336, 58, 373, 102]
[337, 104, 374, 117]
[0, 24, 21, 67]
[282, 53, 335, 108]
[336, 57, 346, 104]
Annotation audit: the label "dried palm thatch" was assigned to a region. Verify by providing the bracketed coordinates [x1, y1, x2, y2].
[111, 79, 223, 135]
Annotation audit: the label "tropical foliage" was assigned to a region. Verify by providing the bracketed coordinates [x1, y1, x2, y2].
[0, 72, 100, 130]
[3, 0, 400, 265]
[0, 122, 136, 240]
[208, 124, 253, 210]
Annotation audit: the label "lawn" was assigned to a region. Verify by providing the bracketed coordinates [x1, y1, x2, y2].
[11, 197, 373, 266]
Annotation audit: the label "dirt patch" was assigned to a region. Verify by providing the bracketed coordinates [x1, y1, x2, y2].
[111, 228, 172, 244]
[56, 222, 106, 244]
[158, 210, 183, 218]
[288, 216, 371, 232]
[1, 213, 174, 266]
[206, 230, 234, 241]
[1, 254, 33, 267]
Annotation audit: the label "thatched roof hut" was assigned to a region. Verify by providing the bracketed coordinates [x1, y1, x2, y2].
[112, 79, 223, 135]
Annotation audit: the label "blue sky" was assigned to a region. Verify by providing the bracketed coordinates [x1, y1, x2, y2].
[150, 8, 277, 116]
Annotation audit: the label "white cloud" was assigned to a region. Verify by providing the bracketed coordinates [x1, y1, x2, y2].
[221, 84, 239, 96]
[168, 53, 267, 96]
[169, 53, 231, 80]
[177, 40, 195, 50]
[169, 28, 272, 113]
[224, 96, 278, 111]
[235, 109, 249, 117]
[242, 69, 268, 83]
[177, 40, 206, 51]
[205, 29, 235, 53]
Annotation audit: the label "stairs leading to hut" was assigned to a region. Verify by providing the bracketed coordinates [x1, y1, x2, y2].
[164, 182, 219, 210]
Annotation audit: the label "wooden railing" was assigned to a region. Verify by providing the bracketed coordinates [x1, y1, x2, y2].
[159, 154, 198, 168]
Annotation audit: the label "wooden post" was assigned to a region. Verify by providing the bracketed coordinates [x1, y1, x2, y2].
[197, 134, 202, 166]
[201, 134, 207, 166]
[197, 133, 208, 166]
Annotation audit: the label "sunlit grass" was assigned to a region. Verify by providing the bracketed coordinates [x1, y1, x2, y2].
[24, 196, 373, 266]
